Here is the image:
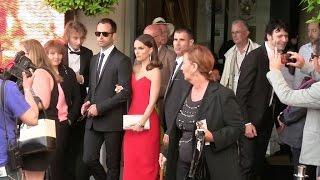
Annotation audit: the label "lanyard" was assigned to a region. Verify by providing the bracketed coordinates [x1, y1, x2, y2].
[235, 41, 250, 72]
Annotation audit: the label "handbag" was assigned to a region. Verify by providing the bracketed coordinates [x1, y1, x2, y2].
[123, 115, 150, 130]
[186, 130, 208, 180]
[18, 89, 56, 155]
[18, 118, 56, 155]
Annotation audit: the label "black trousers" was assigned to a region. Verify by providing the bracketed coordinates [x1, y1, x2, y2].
[176, 159, 191, 180]
[83, 128, 123, 180]
[239, 126, 273, 180]
[50, 120, 69, 180]
[67, 121, 89, 180]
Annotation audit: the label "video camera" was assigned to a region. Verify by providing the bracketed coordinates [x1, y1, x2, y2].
[0, 51, 37, 88]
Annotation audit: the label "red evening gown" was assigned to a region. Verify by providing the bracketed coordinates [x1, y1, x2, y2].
[123, 74, 160, 180]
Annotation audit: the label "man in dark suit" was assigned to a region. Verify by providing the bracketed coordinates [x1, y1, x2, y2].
[161, 28, 194, 147]
[63, 20, 93, 180]
[236, 19, 289, 180]
[81, 18, 132, 180]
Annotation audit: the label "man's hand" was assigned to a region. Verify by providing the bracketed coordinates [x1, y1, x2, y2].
[245, 123, 257, 138]
[313, 56, 320, 73]
[286, 51, 305, 69]
[81, 101, 91, 115]
[162, 134, 169, 146]
[158, 153, 167, 169]
[75, 72, 84, 84]
[87, 104, 98, 117]
[114, 84, 124, 94]
[269, 47, 282, 71]
[22, 69, 35, 90]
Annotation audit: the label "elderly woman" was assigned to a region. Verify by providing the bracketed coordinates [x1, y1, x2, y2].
[164, 45, 243, 180]
[267, 48, 320, 179]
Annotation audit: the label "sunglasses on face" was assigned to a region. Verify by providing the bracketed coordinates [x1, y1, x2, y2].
[95, 31, 114, 37]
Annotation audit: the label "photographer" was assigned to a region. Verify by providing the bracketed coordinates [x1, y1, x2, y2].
[0, 71, 38, 179]
[267, 47, 320, 179]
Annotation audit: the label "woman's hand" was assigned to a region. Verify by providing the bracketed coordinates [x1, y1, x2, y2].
[204, 130, 214, 142]
[131, 122, 144, 132]
[114, 84, 124, 93]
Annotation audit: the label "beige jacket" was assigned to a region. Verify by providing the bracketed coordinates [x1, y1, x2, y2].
[158, 45, 176, 98]
[220, 39, 260, 92]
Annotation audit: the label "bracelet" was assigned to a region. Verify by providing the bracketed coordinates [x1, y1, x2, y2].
[137, 122, 144, 128]
[24, 88, 31, 91]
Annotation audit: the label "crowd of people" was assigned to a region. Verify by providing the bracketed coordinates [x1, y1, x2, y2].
[0, 15, 320, 180]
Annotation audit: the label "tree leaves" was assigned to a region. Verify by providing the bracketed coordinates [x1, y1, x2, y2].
[301, 0, 320, 23]
[44, 0, 119, 16]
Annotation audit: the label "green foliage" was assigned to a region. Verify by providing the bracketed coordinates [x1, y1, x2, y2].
[44, 0, 119, 16]
[301, 0, 320, 23]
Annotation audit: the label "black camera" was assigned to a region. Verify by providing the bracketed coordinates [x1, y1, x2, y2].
[9, 51, 37, 79]
[0, 51, 37, 88]
[7, 144, 22, 171]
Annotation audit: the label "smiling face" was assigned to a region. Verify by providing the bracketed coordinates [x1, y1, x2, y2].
[134, 40, 153, 62]
[47, 48, 63, 68]
[267, 28, 289, 51]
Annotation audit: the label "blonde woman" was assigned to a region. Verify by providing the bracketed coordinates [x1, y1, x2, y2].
[19, 39, 59, 180]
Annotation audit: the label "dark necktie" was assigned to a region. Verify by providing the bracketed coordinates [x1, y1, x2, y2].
[96, 53, 105, 79]
[68, 47, 81, 55]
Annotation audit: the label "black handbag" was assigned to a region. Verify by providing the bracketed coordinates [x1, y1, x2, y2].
[186, 130, 209, 180]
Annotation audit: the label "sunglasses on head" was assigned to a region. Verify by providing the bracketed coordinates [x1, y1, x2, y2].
[95, 31, 114, 37]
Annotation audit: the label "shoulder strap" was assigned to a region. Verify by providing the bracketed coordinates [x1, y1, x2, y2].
[0, 80, 11, 145]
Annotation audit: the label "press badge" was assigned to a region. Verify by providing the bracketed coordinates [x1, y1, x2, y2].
[0, 166, 7, 177]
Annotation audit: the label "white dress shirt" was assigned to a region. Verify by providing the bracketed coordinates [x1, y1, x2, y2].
[98, 45, 115, 78]
[171, 56, 183, 80]
[68, 45, 81, 73]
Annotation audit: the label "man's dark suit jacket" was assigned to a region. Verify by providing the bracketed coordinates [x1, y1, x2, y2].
[58, 65, 81, 123]
[163, 65, 191, 134]
[64, 45, 93, 103]
[86, 47, 132, 132]
[236, 44, 274, 129]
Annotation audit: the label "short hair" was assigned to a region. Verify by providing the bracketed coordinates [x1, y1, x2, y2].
[174, 28, 194, 40]
[135, 34, 162, 71]
[97, 18, 117, 33]
[264, 19, 288, 41]
[64, 21, 87, 42]
[185, 44, 216, 81]
[232, 19, 249, 31]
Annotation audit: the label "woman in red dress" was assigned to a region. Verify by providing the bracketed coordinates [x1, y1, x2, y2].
[122, 34, 162, 180]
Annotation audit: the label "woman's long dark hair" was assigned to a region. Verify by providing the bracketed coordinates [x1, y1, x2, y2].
[135, 34, 163, 71]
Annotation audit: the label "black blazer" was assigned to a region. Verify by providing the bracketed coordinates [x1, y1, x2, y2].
[58, 65, 81, 124]
[163, 68, 191, 134]
[64, 45, 93, 103]
[86, 47, 132, 131]
[166, 82, 243, 180]
[236, 44, 274, 129]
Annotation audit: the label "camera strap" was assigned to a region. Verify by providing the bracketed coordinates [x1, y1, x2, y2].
[0, 80, 11, 148]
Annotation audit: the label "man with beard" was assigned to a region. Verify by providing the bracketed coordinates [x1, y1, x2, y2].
[236, 19, 289, 180]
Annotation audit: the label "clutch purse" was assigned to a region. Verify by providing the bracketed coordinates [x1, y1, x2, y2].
[123, 115, 150, 130]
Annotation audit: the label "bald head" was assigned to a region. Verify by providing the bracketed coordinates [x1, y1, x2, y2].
[143, 24, 162, 48]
